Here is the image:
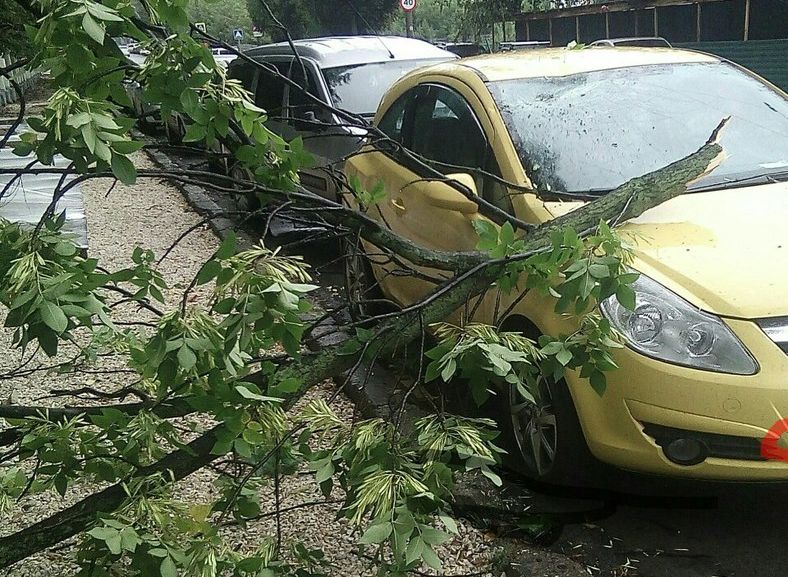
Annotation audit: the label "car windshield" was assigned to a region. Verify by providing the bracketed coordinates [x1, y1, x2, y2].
[322, 59, 449, 116]
[488, 62, 788, 194]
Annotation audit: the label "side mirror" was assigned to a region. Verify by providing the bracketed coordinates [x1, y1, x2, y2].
[422, 173, 479, 214]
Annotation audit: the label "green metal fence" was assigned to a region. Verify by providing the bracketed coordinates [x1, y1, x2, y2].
[677, 39, 788, 93]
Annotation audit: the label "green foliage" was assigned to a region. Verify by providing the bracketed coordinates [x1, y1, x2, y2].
[246, 0, 398, 40]
[298, 401, 502, 573]
[0, 1, 648, 575]
[0, 2, 35, 56]
[348, 175, 387, 211]
[383, 0, 464, 41]
[186, 0, 255, 45]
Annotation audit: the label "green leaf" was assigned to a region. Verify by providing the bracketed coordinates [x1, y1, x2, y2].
[180, 89, 199, 115]
[182, 123, 207, 143]
[66, 112, 92, 128]
[88, 527, 118, 541]
[439, 514, 459, 534]
[81, 123, 97, 153]
[111, 153, 137, 185]
[315, 461, 334, 483]
[405, 536, 424, 565]
[555, 347, 572, 367]
[420, 527, 450, 546]
[359, 521, 393, 545]
[420, 544, 442, 570]
[54, 241, 77, 256]
[235, 384, 279, 403]
[177, 346, 197, 371]
[82, 12, 105, 45]
[589, 370, 607, 396]
[112, 140, 145, 154]
[615, 284, 636, 311]
[196, 260, 221, 285]
[105, 533, 122, 555]
[39, 301, 68, 333]
[215, 232, 237, 260]
[160, 556, 178, 577]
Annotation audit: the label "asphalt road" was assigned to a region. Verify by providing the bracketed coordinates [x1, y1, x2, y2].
[556, 483, 788, 577]
[173, 147, 788, 577]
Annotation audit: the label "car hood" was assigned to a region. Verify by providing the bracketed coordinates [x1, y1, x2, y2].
[544, 182, 788, 319]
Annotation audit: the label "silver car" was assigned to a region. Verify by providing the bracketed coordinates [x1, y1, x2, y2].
[227, 36, 457, 199]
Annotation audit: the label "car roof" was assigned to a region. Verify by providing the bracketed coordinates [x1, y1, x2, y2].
[431, 47, 720, 82]
[244, 36, 457, 69]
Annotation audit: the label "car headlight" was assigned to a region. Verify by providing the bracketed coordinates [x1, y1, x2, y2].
[599, 273, 758, 375]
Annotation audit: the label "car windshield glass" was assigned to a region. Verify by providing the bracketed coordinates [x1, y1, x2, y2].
[488, 62, 788, 194]
[322, 59, 449, 116]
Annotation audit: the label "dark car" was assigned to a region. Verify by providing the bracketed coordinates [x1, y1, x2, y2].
[227, 36, 457, 200]
[435, 42, 488, 58]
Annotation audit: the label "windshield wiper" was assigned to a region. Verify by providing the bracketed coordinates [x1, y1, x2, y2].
[687, 170, 788, 193]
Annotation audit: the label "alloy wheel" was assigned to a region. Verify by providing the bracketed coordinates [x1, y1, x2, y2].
[510, 380, 558, 478]
[343, 240, 377, 321]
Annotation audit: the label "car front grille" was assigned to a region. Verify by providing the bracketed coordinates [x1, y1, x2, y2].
[641, 422, 765, 462]
[756, 317, 788, 354]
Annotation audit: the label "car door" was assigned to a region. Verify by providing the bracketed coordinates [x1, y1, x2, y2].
[250, 57, 292, 139]
[347, 83, 500, 308]
[285, 60, 353, 199]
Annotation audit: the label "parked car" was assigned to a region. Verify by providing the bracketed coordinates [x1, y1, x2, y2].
[436, 42, 488, 57]
[226, 36, 457, 201]
[498, 41, 550, 51]
[344, 47, 788, 484]
[590, 36, 672, 48]
[211, 46, 239, 68]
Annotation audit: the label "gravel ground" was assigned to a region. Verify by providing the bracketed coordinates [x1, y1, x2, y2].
[0, 152, 496, 576]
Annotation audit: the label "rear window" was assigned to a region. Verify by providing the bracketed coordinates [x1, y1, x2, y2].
[322, 58, 450, 116]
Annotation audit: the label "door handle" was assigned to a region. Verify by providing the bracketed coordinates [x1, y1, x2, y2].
[391, 197, 406, 214]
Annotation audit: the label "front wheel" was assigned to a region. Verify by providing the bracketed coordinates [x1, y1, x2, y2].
[343, 239, 383, 322]
[502, 376, 597, 486]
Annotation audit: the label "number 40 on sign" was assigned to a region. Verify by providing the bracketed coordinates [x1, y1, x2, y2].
[400, 0, 416, 11]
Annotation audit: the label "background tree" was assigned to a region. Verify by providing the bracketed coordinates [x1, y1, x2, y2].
[0, 3, 33, 56]
[383, 0, 464, 41]
[247, 0, 399, 40]
[187, 0, 257, 45]
[0, 0, 725, 575]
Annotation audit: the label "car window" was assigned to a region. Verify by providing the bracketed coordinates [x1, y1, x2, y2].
[377, 90, 416, 144]
[254, 60, 291, 117]
[322, 58, 451, 117]
[288, 62, 330, 123]
[410, 85, 512, 216]
[228, 62, 256, 93]
[411, 85, 487, 172]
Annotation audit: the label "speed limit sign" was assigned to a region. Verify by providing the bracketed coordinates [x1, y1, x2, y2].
[400, 0, 416, 11]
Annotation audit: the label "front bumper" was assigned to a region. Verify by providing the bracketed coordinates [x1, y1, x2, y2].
[568, 317, 788, 480]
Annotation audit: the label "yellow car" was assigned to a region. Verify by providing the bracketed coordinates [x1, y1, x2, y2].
[344, 47, 788, 483]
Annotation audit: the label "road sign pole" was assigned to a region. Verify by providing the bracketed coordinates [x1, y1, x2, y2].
[400, 0, 416, 37]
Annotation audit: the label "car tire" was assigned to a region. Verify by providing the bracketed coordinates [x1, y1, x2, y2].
[229, 164, 259, 214]
[498, 375, 590, 485]
[164, 113, 186, 145]
[342, 239, 388, 323]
